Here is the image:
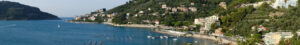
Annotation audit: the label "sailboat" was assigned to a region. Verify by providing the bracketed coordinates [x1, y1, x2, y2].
[58, 24, 61, 28]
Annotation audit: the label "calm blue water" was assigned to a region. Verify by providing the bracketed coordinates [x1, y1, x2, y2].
[0, 18, 216, 45]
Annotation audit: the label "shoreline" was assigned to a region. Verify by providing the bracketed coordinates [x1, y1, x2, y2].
[102, 22, 157, 28]
[68, 21, 98, 24]
[153, 29, 237, 45]
[72, 21, 237, 45]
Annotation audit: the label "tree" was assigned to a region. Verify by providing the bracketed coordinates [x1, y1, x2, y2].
[95, 17, 104, 23]
[112, 14, 127, 24]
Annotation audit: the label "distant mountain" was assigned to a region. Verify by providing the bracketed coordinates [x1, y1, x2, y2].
[0, 1, 60, 20]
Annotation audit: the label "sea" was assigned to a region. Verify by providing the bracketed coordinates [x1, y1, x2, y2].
[0, 17, 216, 45]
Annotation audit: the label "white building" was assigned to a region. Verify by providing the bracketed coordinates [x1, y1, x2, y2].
[177, 7, 188, 12]
[153, 20, 160, 25]
[263, 32, 294, 45]
[134, 14, 138, 17]
[272, 0, 298, 8]
[203, 15, 219, 30]
[148, 8, 152, 11]
[107, 13, 116, 18]
[162, 4, 167, 9]
[92, 14, 98, 17]
[240, 1, 271, 8]
[139, 11, 144, 14]
[194, 15, 219, 31]
[126, 13, 130, 16]
[191, 2, 195, 6]
[126, 13, 130, 19]
[172, 8, 178, 12]
[189, 7, 197, 12]
[219, 2, 227, 9]
[74, 16, 81, 20]
[194, 18, 205, 25]
[88, 16, 96, 21]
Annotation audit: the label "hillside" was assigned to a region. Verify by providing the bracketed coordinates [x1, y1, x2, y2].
[0, 1, 60, 20]
[106, 0, 234, 24]
[76, 0, 300, 45]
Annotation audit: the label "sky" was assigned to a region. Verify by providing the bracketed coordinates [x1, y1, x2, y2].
[8, 0, 129, 17]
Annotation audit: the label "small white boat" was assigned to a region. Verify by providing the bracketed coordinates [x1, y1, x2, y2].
[147, 36, 152, 39]
[58, 24, 61, 28]
[173, 38, 178, 41]
[164, 36, 168, 39]
[151, 37, 155, 39]
[194, 41, 198, 43]
[160, 36, 164, 39]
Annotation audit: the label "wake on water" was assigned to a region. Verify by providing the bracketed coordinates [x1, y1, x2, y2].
[0, 24, 17, 28]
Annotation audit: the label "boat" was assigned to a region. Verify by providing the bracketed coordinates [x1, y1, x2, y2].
[173, 38, 178, 41]
[58, 24, 61, 28]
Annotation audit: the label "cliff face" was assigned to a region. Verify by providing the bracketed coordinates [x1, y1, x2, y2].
[0, 1, 60, 20]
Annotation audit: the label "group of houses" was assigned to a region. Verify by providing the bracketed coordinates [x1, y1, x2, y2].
[239, 0, 298, 9]
[251, 25, 268, 32]
[189, 2, 227, 36]
[74, 8, 108, 21]
[123, 3, 196, 24]
[272, 0, 298, 8]
[161, 3, 198, 13]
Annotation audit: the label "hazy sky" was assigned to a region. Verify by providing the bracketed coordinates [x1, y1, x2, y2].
[8, 0, 129, 17]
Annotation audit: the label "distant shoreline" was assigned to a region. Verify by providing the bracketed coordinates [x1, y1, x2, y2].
[102, 22, 157, 28]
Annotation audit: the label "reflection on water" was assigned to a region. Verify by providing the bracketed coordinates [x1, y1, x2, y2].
[0, 18, 216, 45]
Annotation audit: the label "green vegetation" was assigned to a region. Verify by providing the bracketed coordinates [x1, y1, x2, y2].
[228, 0, 261, 8]
[223, 1, 300, 45]
[107, 0, 233, 25]
[0, 1, 59, 20]
[112, 14, 127, 24]
[90, 0, 300, 44]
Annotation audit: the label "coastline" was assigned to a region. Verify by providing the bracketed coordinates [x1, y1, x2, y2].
[68, 21, 98, 24]
[102, 22, 157, 28]
[153, 29, 237, 45]
[73, 21, 237, 45]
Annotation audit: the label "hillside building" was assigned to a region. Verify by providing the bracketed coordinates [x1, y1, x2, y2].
[263, 32, 294, 45]
[272, 0, 298, 8]
[219, 2, 227, 10]
[194, 15, 220, 34]
[188, 7, 197, 12]
[88, 16, 96, 21]
[177, 7, 188, 12]
[162, 4, 167, 9]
